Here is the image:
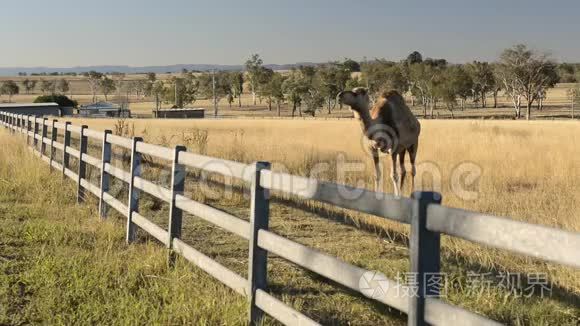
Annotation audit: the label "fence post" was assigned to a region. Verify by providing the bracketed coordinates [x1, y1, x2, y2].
[99, 130, 112, 219]
[62, 122, 71, 178]
[126, 137, 143, 243]
[49, 119, 58, 171]
[408, 191, 442, 326]
[167, 145, 187, 266]
[40, 118, 48, 158]
[26, 115, 31, 145]
[248, 161, 271, 325]
[77, 125, 89, 203]
[32, 117, 39, 152]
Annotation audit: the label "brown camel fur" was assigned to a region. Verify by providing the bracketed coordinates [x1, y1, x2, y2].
[338, 88, 421, 196]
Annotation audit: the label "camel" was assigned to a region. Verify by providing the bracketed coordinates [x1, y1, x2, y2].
[338, 88, 421, 196]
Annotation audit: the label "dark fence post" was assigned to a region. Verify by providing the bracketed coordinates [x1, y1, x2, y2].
[77, 125, 88, 203]
[167, 145, 186, 266]
[409, 191, 442, 326]
[99, 130, 112, 219]
[126, 137, 143, 243]
[40, 118, 48, 158]
[49, 119, 58, 171]
[26, 115, 32, 145]
[62, 122, 71, 178]
[33, 117, 39, 152]
[248, 161, 271, 325]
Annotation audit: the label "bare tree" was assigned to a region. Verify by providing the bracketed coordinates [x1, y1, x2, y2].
[495, 44, 558, 120]
[21, 79, 37, 94]
[112, 72, 126, 103]
[567, 87, 580, 119]
[39, 79, 56, 95]
[99, 76, 116, 101]
[56, 78, 70, 95]
[84, 71, 104, 102]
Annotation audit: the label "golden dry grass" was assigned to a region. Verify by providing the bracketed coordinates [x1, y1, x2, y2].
[2, 116, 579, 323]
[76, 120, 578, 224]
[65, 117, 580, 323]
[70, 118, 580, 231]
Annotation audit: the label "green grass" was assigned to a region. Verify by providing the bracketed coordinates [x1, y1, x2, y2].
[0, 135, 248, 325]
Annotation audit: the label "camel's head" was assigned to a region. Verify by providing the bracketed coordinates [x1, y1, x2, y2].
[338, 87, 370, 113]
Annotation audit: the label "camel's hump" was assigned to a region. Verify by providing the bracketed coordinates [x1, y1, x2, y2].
[380, 90, 404, 101]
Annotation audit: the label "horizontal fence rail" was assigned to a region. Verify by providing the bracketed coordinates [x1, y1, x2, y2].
[1, 111, 579, 326]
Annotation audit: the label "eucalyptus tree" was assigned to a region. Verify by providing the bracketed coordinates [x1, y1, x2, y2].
[245, 53, 264, 105]
[317, 62, 350, 113]
[197, 71, 231, 116]
[56, 78, 70, 95]
[282, 69, 309, 117]
[99, 76, 116, 101]
[151, 80, 165, 113]
[39, 79, 56, 95]
[466, 61, 495, 108]
[495, 44, 558, 119]
[84, 71, 104, 102]
[229, 72, 244, 107]
[0, 81, 19, 102]
[21, 79, 37, 94]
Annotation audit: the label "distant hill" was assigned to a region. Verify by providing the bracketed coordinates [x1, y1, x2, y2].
[0, 63, 320, 76]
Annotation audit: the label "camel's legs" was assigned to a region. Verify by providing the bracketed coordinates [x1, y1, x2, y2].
[390, 153, 400, 196]
[408, 143, 418, 192]
[399, 150, 407, 195]
[371, 148, 382, 192]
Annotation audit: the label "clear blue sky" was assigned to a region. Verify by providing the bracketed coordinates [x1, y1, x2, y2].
[1, 0, 579, 67]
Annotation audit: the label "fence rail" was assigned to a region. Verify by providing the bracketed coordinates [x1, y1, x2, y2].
[1, 111, 579, 326]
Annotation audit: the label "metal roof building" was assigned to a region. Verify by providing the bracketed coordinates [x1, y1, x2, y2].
[0, 102, 61, 117]
[79, 102, 130, 118]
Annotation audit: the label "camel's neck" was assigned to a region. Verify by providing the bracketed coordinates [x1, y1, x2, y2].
[352, 106, 374, 137]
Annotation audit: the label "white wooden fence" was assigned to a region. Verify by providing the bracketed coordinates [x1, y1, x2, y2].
[1, 112, 579, 326]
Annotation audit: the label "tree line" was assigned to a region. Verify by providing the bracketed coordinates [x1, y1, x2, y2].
[2, 44, 579, 120]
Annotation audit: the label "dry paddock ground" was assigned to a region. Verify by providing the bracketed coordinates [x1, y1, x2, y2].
[1, 118, 579, 324]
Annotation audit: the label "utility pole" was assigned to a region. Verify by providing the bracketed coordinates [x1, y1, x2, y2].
[174, 78, 179, 107]
[213, 70, 218, 117]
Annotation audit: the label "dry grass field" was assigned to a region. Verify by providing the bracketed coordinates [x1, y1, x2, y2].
[69, 118, 579, 316]
[1, 117, 579, 324]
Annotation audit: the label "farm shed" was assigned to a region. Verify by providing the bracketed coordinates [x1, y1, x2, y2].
[0, 102, 61, 117]
[154, 108, 205, 119]
[79, 102, 131, 118]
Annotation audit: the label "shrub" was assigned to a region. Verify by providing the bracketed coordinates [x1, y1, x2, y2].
[33, 95, 78, 108]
